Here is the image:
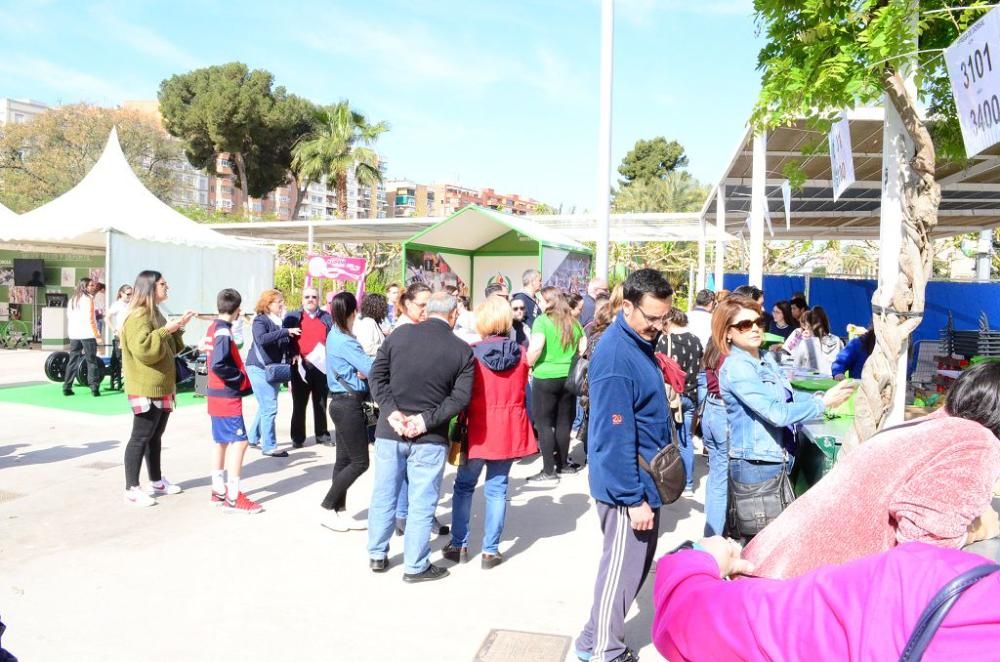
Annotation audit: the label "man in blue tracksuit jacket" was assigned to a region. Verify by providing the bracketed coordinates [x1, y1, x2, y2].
[576, 269, 674, 662]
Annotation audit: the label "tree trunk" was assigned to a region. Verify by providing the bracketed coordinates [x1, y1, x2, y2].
[337, 173, 348, 219]
[288, 172, 311, 221]
[232, 151, 252, 219]
[847, 69, 940, 449]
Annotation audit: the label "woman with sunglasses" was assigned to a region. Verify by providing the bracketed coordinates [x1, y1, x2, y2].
[715, 295, 855, 536]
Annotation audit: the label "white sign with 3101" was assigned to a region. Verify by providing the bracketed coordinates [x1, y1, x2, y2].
[946, 6, 1000, 156]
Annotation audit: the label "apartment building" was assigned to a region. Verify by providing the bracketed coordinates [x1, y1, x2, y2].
[388, 180, 544, 217]
[0, 98, 49, 125]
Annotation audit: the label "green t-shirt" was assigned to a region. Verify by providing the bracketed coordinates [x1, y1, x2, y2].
[531, 314, 583, 379]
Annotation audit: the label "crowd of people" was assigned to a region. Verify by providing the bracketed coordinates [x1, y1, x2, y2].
[100, 265, 1000, 661]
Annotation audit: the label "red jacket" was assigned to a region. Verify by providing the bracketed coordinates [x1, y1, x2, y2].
[466, 336, 537, 460]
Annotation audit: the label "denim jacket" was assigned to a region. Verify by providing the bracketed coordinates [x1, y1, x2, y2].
[719, 346, 824, 463]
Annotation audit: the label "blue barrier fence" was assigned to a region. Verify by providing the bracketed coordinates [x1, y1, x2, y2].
[721, 274, 1000, 344]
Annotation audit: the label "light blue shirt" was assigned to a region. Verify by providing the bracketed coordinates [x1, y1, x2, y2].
[326, 326, 374, 394]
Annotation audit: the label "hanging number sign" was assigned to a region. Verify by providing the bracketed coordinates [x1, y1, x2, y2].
[945, 6, 1000, 156]
[829, 114, 855, 201]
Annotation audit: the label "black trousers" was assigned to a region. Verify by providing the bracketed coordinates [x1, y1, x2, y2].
[290, 361, 329, 443]
[532, 376, 576, 474]
[321, 394, 371, 511]
[124, 407, 170, 489]
[64, 338, 101, 390]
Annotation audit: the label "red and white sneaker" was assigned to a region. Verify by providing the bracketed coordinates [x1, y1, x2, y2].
[224, 492, 263, 514]
[211, 489, 226, 504]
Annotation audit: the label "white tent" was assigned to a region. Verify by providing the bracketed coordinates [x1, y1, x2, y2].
[9, 129, 273, 323]
[0, 201, 18, 241]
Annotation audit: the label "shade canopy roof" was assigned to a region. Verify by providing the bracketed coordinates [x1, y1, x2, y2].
[207, 211, 735, 246]
[8, 129, 249, 250]
[406, 205, 589, 252]
[703, 106, 1000, 240]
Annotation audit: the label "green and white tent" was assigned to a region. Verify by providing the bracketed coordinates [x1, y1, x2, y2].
[401, 205, 592, 303]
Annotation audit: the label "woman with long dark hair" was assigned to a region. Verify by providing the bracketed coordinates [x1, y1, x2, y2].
[526, 286, 586, 482]
[321, 292, 375, 532]
[769, 300, 795, 340]
[63, 277, 103, 396]
[789, 306, 843, 376]
[353, 293, 388, 358]
[119, 270, 195, 506]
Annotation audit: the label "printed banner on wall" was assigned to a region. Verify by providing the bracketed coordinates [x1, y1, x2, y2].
[541, 248, 592, 295]
[404, 249, 470, 297]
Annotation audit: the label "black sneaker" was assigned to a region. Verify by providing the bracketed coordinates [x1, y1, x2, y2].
[91, 389, 101, 397]
[526, 471, 559, 483]
[63, 388, 74, 396]
[402, 563, 449, 583]
[369, 557, 388, 573]
[609, 648, 638, 662]
[558, 462, 583, 475]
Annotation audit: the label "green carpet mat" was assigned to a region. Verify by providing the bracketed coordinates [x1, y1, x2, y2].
[0, 383, 204, 416]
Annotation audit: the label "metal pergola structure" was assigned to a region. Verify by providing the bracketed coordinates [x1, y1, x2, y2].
[699, 106, 1000, 290]
[204, 212, 735, 248]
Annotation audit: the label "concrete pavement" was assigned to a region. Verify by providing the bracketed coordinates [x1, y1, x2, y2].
[0, 349, 707, 661]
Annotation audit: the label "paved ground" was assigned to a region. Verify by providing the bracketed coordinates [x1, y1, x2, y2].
[0, 349, 707, 661]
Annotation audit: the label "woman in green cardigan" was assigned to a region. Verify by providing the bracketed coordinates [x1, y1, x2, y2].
[119, 270, 195, 507]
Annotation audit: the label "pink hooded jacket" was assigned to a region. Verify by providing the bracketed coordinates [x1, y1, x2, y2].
[653, 543, 1000, 661]
[744, 410, 1000, 579]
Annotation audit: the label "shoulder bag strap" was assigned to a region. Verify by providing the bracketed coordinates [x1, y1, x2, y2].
[900, 563, 1000, 661]
[251, 337, 268, 367]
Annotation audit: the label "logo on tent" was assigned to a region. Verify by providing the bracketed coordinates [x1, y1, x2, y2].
[487, 273, 512, 292]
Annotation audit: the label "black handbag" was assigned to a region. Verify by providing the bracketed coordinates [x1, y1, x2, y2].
[335, 375, 379, 430]
[174, 347, 196, 385]
[637, 421, 686, 505]
[565, 353, 588, 396]
[252, 341, 291, 385]
[900, 563, 1000, 661]
[691, 396, 707, 437]
[725, 459, 795, 539]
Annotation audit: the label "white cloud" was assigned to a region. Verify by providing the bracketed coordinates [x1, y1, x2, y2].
[0, 56, 134, 104]
[297, 10, 587, 104]
[91, 11, 201, 71]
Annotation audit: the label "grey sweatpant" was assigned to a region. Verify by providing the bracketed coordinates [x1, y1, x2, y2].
[576, 502, 661, 662]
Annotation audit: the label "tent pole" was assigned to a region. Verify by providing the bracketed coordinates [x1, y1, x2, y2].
[977, 229, 992, 281]
[104, 230, 112, 349]
[697, 214, 706, 292]
[749, 132, 766, 288]
[715, 184, 726, 290]
[687, 263, 695, 312]
[595, 0, 614, 281]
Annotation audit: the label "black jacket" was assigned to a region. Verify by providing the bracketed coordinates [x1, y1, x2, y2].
[370, 317, 474, 444]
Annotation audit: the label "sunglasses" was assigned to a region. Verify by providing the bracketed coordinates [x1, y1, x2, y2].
[729, 317, 767, 333]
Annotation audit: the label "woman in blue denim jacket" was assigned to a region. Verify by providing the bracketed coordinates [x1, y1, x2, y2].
[716, 296, 856, 487]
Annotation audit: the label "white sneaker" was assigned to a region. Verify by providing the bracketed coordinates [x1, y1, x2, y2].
[124, 487, 157, 507]
[148, 477, 182, 496]
[321, 510, 350, 532]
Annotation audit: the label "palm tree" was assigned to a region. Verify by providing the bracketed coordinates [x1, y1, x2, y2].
[611, 171, 708, 213]
[291, 101, 388, 219]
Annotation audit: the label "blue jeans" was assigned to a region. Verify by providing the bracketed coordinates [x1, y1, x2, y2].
[702, 397, 729, 536]
[367, 439, 447, 574]
[676, 395, 695, 490]
[696, 371, 707, 409]
[728, 456, 794, 484]
[450, 458, 514, 555]
[572, 400, 584, 432]
[246, 365, 280, 453]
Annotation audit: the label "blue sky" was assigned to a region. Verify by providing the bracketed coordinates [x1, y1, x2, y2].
[0, 0, 763, 210]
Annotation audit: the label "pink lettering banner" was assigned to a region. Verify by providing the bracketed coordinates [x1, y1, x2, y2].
[306, 255, 367, 281]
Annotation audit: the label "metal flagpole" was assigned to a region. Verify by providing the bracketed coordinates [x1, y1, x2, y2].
[595, 0, 614, 280]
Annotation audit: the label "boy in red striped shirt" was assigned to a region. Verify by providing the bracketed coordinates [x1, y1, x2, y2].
[203, 289, 262, 514]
